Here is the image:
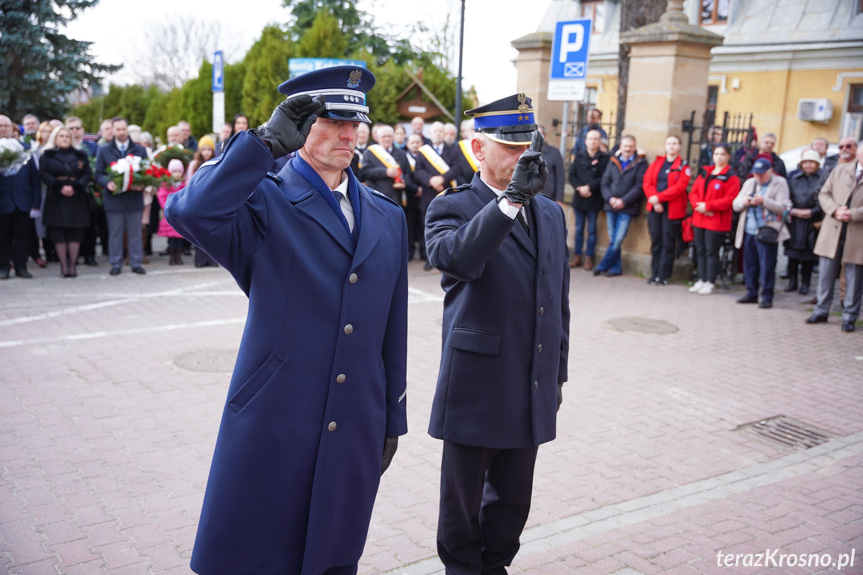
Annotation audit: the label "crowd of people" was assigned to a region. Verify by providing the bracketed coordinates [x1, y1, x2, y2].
[565, 107, 861, 331]
[1, 106, 860, 331]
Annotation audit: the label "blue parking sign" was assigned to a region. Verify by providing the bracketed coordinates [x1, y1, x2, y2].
[212, 50, 224, 92]
[550, 20, 591, 80]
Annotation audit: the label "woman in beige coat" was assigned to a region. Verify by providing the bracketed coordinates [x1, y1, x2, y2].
[807, 148, 863, 332]
[732, 158, 791, 308]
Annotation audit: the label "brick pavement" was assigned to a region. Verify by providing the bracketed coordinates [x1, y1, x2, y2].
[0, 245, 860, 574]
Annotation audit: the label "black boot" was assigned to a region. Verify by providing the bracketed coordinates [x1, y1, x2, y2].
[784, 258, 799, 292]
[784, 278, 798, 292]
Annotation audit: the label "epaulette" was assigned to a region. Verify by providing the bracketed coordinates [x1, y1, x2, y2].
[266, 172, 282, 183]
[368, 188, 400, 207]
[441, 183, 471, 197]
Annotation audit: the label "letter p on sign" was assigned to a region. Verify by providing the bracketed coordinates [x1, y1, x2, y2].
[559, 24, 584, 62]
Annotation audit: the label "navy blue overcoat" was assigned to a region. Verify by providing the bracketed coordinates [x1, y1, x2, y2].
[165, 132, 408, 575]
[425, 173, 570, 449]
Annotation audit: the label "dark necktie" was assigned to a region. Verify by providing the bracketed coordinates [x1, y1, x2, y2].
[517, 209, 529, 236]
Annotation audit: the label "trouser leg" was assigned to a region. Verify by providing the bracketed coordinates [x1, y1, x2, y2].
[814, 255, 841, 317]
[757, 241, 778, 301]
[705, 230, 724, 284]
[11, 209, 31, 271]
[126, 210, 144, 267]
[742, 233, 759, 298]
[842, 263, 863, 323]
[106, 211, 126, 268]
[647, 210, 662, 279]
[479, 446, 538, 574]
[659, 215, 677, 281]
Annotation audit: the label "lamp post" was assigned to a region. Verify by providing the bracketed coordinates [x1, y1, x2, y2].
[455, 0, 466, 133]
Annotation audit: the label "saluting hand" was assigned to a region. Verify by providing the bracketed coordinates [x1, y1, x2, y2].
[502, 130, 548, 207]
[253, 95, 326, 159]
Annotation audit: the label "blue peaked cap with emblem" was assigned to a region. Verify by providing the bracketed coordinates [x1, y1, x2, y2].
[465, 93, 536, 145]
[278, 65, 375, 124]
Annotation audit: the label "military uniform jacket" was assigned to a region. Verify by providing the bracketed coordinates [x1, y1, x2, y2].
[165, 132, 409, 575]
[425, 173, 571, 449]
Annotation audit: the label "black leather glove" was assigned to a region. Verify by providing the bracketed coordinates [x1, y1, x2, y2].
[381, 435, 398, 476]
[251, 95, 325, 159]
[502, 130, 548, 206]
[557, 382, 563, 412]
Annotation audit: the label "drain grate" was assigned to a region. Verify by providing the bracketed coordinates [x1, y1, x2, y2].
[607, 316, 679, 335]
[735, 415, 833, 450]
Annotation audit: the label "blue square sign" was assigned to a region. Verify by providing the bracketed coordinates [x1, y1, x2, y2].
[550, 19, 592, 80]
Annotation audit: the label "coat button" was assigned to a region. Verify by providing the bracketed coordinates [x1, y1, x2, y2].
[538, 307, 544, 316]
[533, 381, 539, 389]
[336, 373, 346, 383]
[349, 273, 358, 284]
[537, 344, 543, 353]
[328, 421, 337, 431]
[344, 324, 353, 334]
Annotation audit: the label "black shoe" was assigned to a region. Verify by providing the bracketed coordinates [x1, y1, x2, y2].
[593, 268, 603, 276]
[758, 300, 773, 309]
[131, 266, 146, 275]
[784, 282, 798, 292]
[806, 314, 828, 324]
[841, 321, 855, 332]
[109, 266, 122, 276]
[0, 268, 9, 280]
[798, 284, 809, 295]
[423, 261, 433, 271]
[655, 279, 668, 286]
[15, 269, 33, 278]
[647, 277, 657, 285]
[737, 295, 758, 304]
[84, 257, 98, 266]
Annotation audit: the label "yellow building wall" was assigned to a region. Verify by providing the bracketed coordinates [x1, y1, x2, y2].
[713, 68, 860, 152]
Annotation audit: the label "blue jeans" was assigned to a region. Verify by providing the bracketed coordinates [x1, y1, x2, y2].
[573, 209, 598, 256]
[742, 232, 778, 301]
[597, 212, 632, 275]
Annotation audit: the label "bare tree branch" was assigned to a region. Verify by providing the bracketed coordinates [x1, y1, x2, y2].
[127, 15, 242, 90]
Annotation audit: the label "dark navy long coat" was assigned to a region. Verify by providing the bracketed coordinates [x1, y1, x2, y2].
[165, 132, 408, 575]
[425, 173, 570, 449]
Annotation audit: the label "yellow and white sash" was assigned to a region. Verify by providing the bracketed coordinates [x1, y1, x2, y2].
[406, 153, 416, 171]
[366, 144, 398, 169]
[419, 144, 456, 188]
[459, 139, 479, 173]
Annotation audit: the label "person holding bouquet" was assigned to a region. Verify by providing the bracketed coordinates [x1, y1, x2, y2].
[157, 159, 187, 265]
[94, 117, 150, 276]
[39, 126, 92, 278]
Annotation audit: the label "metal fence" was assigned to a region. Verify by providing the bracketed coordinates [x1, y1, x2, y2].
[681, 110, 755, 169]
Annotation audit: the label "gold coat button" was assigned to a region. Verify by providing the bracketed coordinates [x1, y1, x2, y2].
[344, 324, 353, 334]
[328, 421, 337, 431]
[349, 273, 358, 284]
[336, 374, 346, 383]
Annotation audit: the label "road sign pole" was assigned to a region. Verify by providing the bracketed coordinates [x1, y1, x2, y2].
[560, 101, 569, 159]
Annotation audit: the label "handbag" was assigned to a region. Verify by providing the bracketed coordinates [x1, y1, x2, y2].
[755, 210, 788, 245]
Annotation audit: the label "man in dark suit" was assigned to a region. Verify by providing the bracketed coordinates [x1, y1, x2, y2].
[362, 124, 416, 205]
[537, 125, 565, 203]
[94, 117, 150, 275]
[166, 65, 407, 575]
[415, 121, 461, 269]
[425, 93, 570, 574]
[351, 122, 370, 182]
[0, 114, 41, 279]
[411, 116, 433, 146]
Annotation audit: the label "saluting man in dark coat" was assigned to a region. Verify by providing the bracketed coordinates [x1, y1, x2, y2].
[425, 94, 571, 574]
[166, 66, 408, 575]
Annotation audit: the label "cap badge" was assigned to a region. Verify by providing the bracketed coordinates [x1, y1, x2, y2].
[347, 70, 362, 88]
[517, 93, 529, 113]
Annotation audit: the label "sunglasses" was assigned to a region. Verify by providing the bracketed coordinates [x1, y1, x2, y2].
[838, 144, 856, 149]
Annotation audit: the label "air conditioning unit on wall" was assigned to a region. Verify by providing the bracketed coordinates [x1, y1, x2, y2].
[798, 99, 833, 123]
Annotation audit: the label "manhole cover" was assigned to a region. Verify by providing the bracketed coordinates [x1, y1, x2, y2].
[607, 317, 679, 334]
[174, 349, 237, 373]
[735, 415, 833, 450]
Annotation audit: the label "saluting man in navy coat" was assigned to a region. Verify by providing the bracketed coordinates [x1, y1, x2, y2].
[425, 93, 571, 574]
[165, 66, 408, 575]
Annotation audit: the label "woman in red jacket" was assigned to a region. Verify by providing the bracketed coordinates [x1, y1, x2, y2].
[644, 135, 691, 285]
[688, 143, 741, 295]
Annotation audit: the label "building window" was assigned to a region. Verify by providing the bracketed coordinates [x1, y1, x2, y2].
[700, 0, 729, 25]
[581, 1, 605, 34]
[843, 84, 863, 141]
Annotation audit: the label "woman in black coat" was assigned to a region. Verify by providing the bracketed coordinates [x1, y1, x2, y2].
[39, 127, 92, 277]
[784, 149, 823, 294]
